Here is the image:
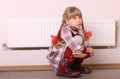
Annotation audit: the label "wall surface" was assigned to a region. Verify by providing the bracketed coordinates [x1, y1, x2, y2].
[0, 0, 120, 66]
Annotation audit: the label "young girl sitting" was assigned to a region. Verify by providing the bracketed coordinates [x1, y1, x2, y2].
[47, 6, 94, 78]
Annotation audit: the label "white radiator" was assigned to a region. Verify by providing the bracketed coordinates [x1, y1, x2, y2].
[6, 19, 116, 48]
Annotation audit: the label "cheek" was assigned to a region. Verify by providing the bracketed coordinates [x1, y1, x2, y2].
[69, 21, 74, 25]
[80, 22, 83, 24]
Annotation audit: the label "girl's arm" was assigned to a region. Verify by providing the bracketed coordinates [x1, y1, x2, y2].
[61, 26, 86, 52]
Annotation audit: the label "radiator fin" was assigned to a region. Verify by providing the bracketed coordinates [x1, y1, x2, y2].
[7, 19, 116, 48]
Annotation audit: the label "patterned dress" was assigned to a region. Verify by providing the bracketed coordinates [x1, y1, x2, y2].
[47, 25, 86, 72]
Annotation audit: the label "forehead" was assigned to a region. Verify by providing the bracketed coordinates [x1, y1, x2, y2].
[67, 11, 82, 20]
[70, 16, 82, 20]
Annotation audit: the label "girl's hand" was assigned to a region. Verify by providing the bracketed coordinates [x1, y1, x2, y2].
[73, 50, 87, 58]
[86, 48, 94, 57]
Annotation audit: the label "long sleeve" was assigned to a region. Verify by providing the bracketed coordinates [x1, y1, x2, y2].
[61, 26, 85, 51]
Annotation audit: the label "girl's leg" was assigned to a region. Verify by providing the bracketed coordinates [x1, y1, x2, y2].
[57, 47, 80, 78]
[71, 58, 92, 74]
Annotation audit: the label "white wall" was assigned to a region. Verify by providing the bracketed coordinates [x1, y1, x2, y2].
[0, 0, 120, 66]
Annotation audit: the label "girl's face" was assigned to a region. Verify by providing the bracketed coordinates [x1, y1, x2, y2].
[66, 16, 83, 29]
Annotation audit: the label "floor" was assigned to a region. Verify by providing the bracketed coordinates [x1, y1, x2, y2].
[0, 68, 120, 79]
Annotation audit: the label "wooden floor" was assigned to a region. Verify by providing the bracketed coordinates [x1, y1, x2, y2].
[0, 68, 120, 79]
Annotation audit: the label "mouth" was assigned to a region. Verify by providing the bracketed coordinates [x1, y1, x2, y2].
[77, 23, 81, 26]
[77, 24, 81, 27]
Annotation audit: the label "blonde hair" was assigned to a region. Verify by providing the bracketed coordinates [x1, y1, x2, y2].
[58, 6, 85, 34]
[62, 6, 83, 26]
[55, 6, 86, 46]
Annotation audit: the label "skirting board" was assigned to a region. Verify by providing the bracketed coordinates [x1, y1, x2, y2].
[0, 64, 120, 71]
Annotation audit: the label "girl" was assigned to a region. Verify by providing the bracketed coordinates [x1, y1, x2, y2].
[47, 6, 94, 78]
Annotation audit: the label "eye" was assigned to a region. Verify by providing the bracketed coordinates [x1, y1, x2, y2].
[72, 16, 76, 19]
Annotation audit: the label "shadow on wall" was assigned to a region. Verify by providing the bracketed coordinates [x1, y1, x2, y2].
[116, 20, 120, 48]
[116, 20, 120, 26]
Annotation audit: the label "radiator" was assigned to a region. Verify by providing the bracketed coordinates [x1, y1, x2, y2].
[6, 19, 116, 48]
